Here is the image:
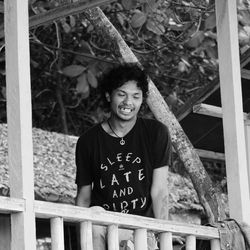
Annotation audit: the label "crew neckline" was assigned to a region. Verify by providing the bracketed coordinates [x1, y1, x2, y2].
[100, 117, 139, 140]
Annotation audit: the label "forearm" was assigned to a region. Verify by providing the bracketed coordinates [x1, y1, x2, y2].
[152, 189, 169, 220]
[75, 195, 90, 207]
[75, 185, 92, 207]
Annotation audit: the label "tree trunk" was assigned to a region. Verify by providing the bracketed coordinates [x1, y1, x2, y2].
[83, 7, 226, 223]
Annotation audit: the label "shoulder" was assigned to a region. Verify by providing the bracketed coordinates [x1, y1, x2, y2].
[77, 123, 101, 145]
[138, 117, 169, 133]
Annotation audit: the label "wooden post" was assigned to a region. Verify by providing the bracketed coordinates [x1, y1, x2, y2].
[160, 232, 173, 250]
[185, 235, 196, 250]
[80, 221, 93, 250]
[107, 225, 119, 250]
[215, 0, 250, 222]
[211, 239, 221, 250]
[134, 229, 147, 250]
[244, 121, 250, 198]
[5, 0, 36, 250]
[51, 217, 65, 250]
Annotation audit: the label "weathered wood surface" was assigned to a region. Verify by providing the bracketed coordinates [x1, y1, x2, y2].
[216, 0, 250, 222]
[82, 7, 225, 223]
[0, 196, 24, 213]
[51, 217, 65, 250]
[193, 103, 249, 120]
[34, 200, 220, 239]
[107, 225, 119, 250]
[5, 0, 36, 249]
[160, 232, 173, 250]
[80, 221, 93, 250]
[134, 228, 147, 250]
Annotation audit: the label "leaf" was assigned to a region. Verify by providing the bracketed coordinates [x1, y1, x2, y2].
[146, 19, 165, 35]
[76, 73, 90, 98]
[178, 61, 187, 72]
[117, 12, 126, 27]
[1, 86, 6, 99]
[62, 65, 86, 77]
[80, 41, 94, 55]
[69, 15, 76, 28]
[144, 0, 157, 12]
[74, 44, 95, 65]
[205, 46, 218, 59]
[87, 70, 98, 88]
[186, 31, 205, 48]
[238, 26, 250, 45]
[121, 0, 137, 10]
[61, 19, 71, 33]
[204, 13, 216, 30]
[131, 11, 147, 28]
[238, 10, 250, 26]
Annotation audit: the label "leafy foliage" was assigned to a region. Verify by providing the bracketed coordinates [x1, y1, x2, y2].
[0, 0, 250, 135]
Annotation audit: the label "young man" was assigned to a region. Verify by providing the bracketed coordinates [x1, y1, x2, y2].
[75, 63, 172, 249]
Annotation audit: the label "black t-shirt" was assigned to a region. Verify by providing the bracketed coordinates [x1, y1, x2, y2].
[75, 118, 172, 217]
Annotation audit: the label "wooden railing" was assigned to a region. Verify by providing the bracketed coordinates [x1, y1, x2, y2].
[0, 196, 220, 250]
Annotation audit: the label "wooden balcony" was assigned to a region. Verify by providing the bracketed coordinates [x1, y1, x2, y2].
[0, 196, 220, 250]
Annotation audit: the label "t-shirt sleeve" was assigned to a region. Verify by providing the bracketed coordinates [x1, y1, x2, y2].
[75, 136, 93, 188]
[152, 121, 172, 169]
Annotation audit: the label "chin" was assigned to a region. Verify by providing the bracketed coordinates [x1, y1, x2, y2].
[117, 114, 137, 122]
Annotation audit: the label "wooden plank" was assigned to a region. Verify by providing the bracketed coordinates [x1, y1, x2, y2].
[211, 239, 220, 250]
[80, 221, 93, 250]
[159, 232, 173, 250]
[195, 149, 225, 161]
[0, 0, 117, 39]
[244, 124, 250, 197]
[193, 103, 249, 120]
[34, 200, 220, 239]
[185, 235, 196, 250]
[107, 225, 119, 250]
[134, 228, 147, 250]
[51, 217, 65, 250]
[216, 0, 250, 222]
[0, 197, 25, 213]
[4, 0, 36, 250]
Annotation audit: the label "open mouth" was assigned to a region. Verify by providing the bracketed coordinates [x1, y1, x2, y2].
[119, 107, 134, 114]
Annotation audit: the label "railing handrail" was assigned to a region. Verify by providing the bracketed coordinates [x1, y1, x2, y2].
[0, 196, 219, 240]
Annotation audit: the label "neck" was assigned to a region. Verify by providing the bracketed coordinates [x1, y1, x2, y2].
[108, 115, 137, 137]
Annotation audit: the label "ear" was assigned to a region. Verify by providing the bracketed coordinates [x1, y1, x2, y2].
[105, 93, 111, 102]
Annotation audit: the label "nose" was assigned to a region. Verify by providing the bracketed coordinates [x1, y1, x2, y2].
[123, 95, 132, 105]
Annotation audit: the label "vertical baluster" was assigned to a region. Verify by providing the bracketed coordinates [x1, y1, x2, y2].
[134, 228, 147, 250]
[186, 235, 196, 250]
[107, 224, 119, 250]
[51, 217, 64, 250]
[80, 221, 93, 250]
[160, 232, 173, 250]
[211, 239, 220, 250]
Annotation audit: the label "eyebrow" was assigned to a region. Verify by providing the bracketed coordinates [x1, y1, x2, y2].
[116, 89, 142, 95]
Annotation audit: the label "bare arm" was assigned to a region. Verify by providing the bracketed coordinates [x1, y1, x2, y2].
[75, 184, 92, 207]
[151, 166, 169, 220]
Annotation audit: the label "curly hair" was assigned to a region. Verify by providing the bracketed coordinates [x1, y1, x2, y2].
[99, 63, 149, 103]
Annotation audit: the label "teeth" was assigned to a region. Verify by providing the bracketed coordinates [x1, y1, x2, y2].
[120, 107, 132, 113]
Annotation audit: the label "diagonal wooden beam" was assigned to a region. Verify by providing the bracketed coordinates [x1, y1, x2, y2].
[0, 0, 117, 39]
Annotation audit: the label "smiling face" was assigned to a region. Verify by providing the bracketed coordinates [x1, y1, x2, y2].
[107, 80, 143, 122]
